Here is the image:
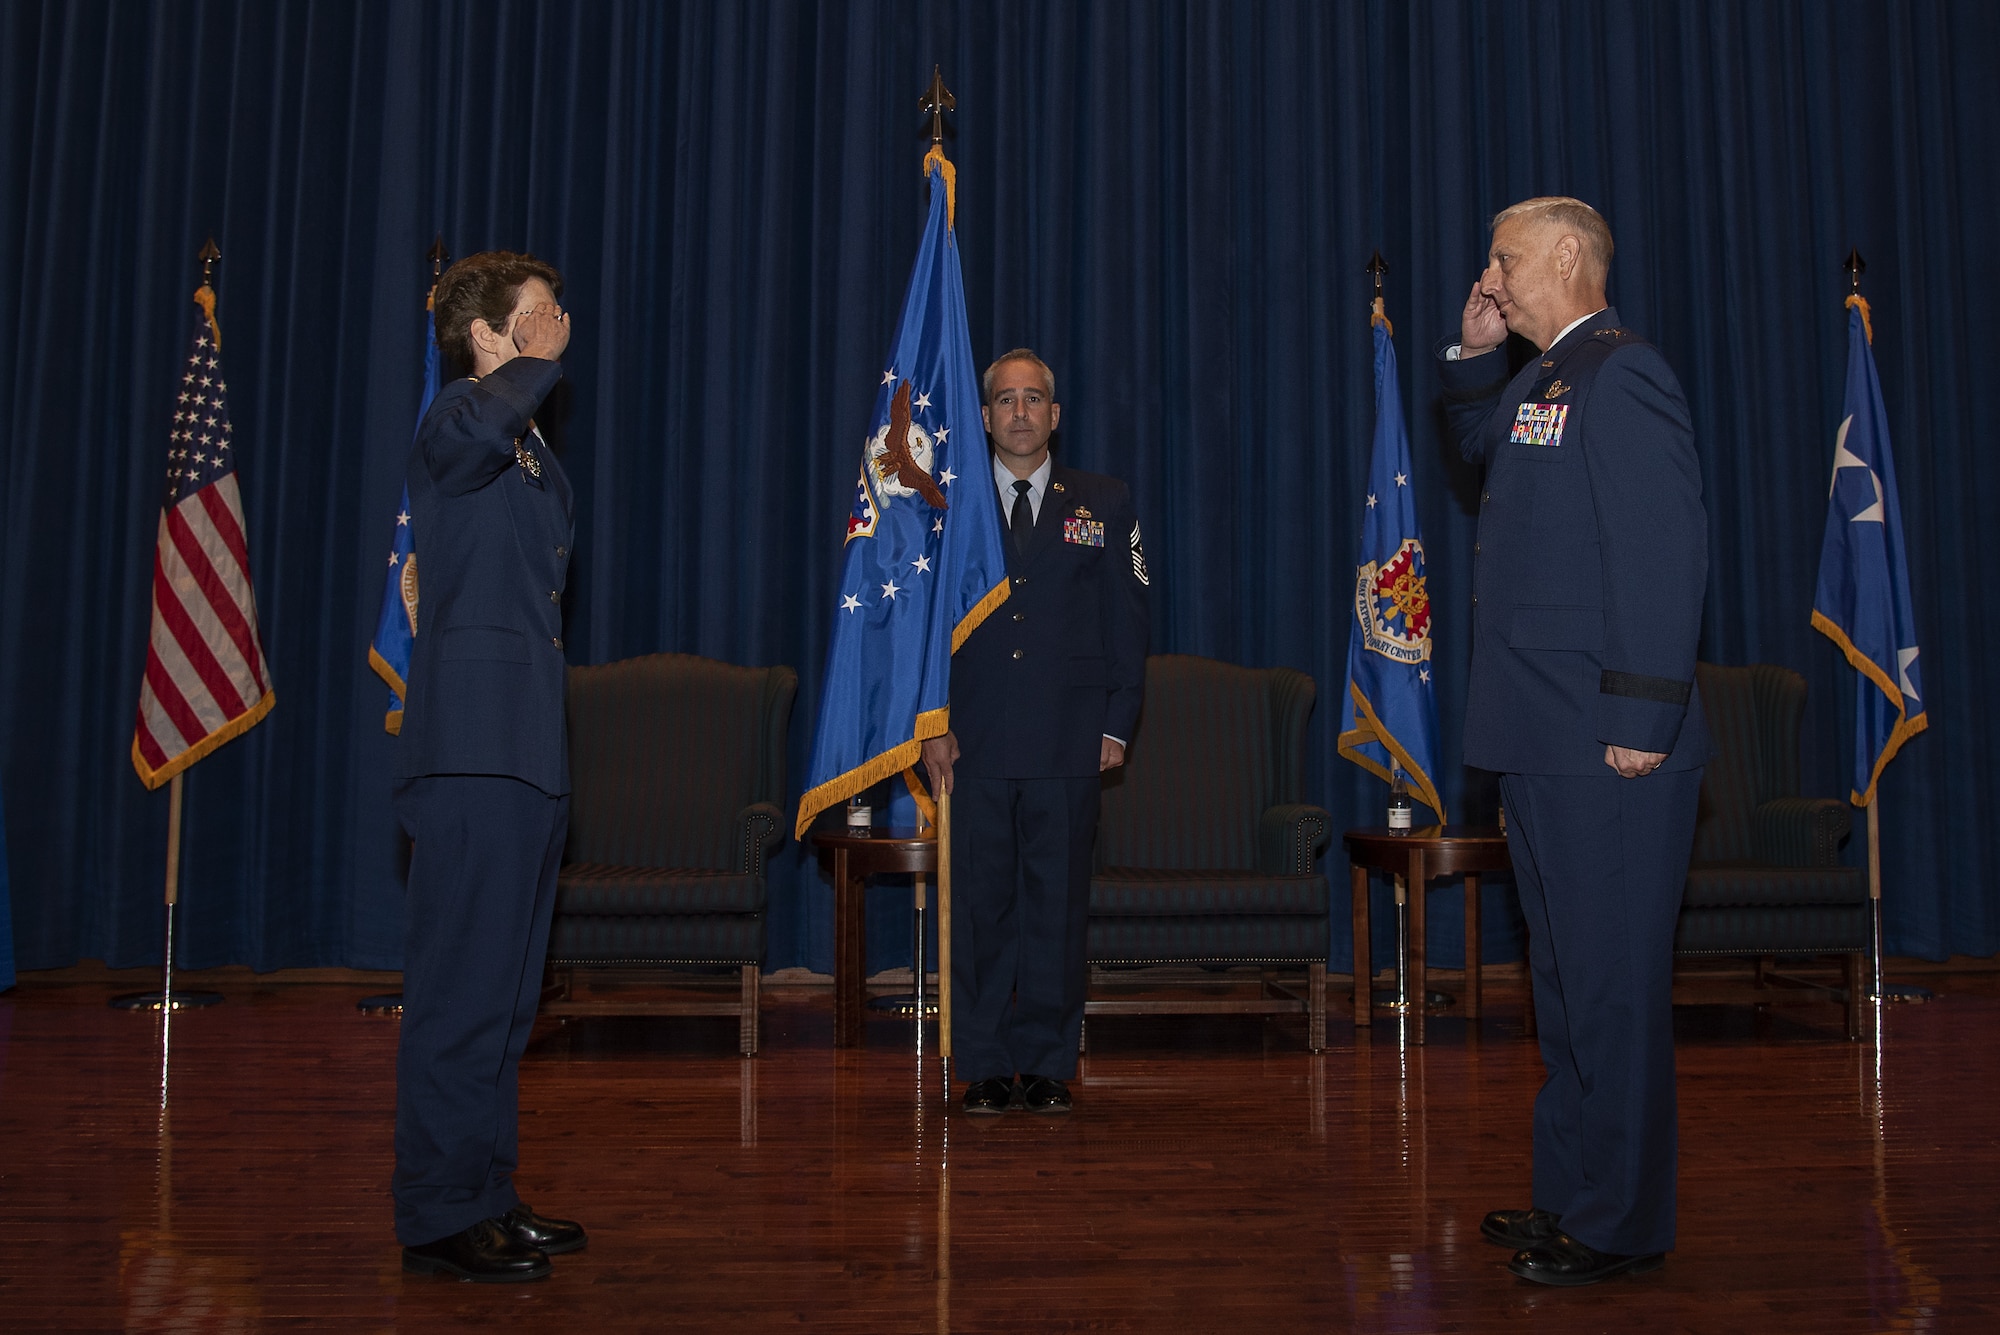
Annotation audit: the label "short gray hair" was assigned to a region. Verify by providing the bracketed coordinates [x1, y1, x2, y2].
[1493, 196, 1614, 281]
[982, 348, 1056, 405]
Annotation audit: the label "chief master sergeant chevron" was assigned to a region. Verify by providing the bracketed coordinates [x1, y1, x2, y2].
[1438, 197, 1711, 1288]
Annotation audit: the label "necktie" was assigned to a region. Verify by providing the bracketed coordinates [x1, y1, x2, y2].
[1010, 479, 1033, 555]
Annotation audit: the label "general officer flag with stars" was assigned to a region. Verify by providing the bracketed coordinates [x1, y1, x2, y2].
[366, 293, 443, 735]
[1337, 312, 1446, 822]
[797, 145, 1010, 838]
[1811, 296, 1927, 806]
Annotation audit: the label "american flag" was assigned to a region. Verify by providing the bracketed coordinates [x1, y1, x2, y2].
[131, 286, 275, 789]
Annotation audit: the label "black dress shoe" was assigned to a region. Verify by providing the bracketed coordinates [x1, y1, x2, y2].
[961, 1077, 1016, 1115]
[501, 1203, 587, 1255]
[1481, 1205, 1560, 1249]
[1508, 1231, 1664, 1287]
[1020, 1075, 1072, 1115]
[402, 1217, 551, 1283]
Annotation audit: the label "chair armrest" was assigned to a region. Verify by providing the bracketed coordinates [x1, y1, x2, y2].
[736, 802, 785, 875]
[1259, 804, 1332, 875]
[1752, 797, 1852, 867]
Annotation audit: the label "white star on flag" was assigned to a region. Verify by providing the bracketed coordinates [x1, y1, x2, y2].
[912, 390, 932, 412]
[1394, 472, 1408, 487]
[880, 580, 901, 600]
[840, 593, 863, 613]
[938, 467, 955, 485]
[1366, 494, 1378, 509]
[881, 368, 897, 385]
[397, 510, 410, 526]
[911, 554, 932, 573]
[388, 551, 399, 566]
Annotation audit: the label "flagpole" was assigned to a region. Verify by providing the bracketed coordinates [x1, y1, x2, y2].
[360, 236, 451, 1017]
[116, 238, 236, 1014]
[936, 791, 952, 1095]
[1836, 250, 1928, 1009]
[111, 772, 222, 1012]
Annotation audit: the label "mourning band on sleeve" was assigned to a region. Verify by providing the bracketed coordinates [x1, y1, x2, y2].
[1600, 669, 1692, 706]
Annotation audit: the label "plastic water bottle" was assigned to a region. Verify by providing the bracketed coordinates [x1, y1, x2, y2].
[1387, 767, 1413, 833]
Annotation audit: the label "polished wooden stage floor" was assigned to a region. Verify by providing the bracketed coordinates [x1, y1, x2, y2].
[2, 965, 1995, 1333]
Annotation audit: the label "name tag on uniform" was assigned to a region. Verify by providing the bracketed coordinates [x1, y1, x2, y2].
[1510, 402, 1568, 446]
[1063, 517, 1105, 546]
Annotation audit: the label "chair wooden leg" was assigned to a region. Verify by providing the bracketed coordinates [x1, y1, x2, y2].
[1307, 962, 1326, 1053]
[740, 964, 760, 1056]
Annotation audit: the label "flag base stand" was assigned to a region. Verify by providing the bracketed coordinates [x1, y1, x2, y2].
[356, 994, 404, 1014]
[1371, 990, 1455, 1012]
[113, 810, 225, 1012]
[111, 989, 222, 1011]
[870, 889, 938, 1017]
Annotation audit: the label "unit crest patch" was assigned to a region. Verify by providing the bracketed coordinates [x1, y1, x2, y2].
[1353, 538, 1432, 664]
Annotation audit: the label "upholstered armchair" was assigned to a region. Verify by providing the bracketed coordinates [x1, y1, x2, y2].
[1677, 662, 1868, 1039]
[1088, 654, 1331, 1051]
[542, 652, 796, 1055]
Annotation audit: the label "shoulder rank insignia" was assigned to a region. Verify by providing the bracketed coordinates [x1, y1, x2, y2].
[1592, 327, 1627, 338]
[1540, 360, 1555, 368]
[1050, 480, 1065, 493]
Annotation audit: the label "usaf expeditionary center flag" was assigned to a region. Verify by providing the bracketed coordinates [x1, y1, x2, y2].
[367, 297, 443, 734]
[1337, 315, 1446, 822]
[796, 146, 1010, 837]
[1811, 297, 1927, 805]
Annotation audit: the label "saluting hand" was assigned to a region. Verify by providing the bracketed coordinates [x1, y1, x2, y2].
[513, 301, 571, 362]
[1460, 280, 1507, 359]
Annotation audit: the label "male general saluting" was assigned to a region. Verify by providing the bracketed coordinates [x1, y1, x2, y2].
[1438, 198, 1710, 1286]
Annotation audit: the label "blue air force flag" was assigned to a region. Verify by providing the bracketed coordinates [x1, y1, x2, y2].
[1337, 316, 1446, 822]
[797, 147, 1010, 837]
[367, 305, 443, 735]
[1811, 297, 1927, 805]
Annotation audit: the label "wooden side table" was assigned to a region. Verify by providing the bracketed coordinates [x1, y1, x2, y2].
[809, 826, 937, 1048]
[1345, 825, 1511, 1045]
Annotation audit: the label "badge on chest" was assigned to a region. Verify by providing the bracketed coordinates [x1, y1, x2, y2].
[1510, 401, 1569, 447]
[1062, 512, 1106, 546]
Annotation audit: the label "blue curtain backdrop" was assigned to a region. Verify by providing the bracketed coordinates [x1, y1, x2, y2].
[2, 0, 1995, 976]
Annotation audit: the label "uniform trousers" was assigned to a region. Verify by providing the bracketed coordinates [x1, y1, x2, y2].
[949, 774, 1101, 1081]
[392, 774, 569, 1246]
[1500, 767, 1702, 1257]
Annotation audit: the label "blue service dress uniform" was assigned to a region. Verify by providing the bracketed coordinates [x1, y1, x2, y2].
[392, 355, 575, 1247]
[1439, 308, 1710, 1257]
[948, 462, 1149, 1081]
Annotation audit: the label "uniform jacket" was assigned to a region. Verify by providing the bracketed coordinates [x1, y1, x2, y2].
[951, 462, 1150, 779]
[1439, 308, 1710, 776]
[395, 356, 575, 795]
